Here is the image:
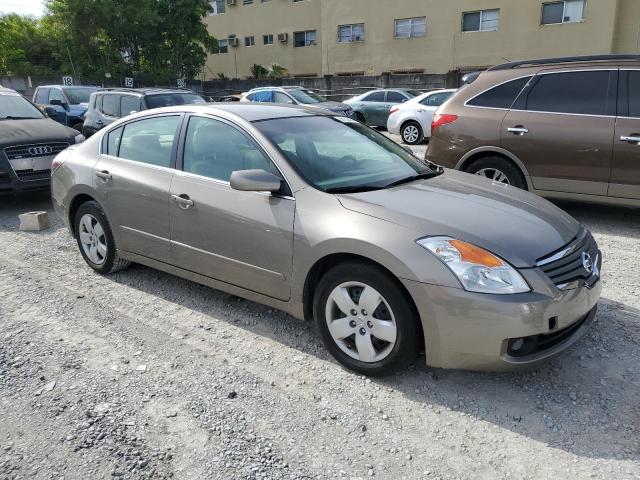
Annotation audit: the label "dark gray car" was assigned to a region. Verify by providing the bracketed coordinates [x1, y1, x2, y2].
[52, 104, 601, 375]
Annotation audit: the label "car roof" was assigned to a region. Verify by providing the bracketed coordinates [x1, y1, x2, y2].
[98, 88, 196, 96]
[38, 85, 99, 89]
[247, 86, 308, 93]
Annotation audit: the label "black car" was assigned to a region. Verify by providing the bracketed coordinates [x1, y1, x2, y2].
[82, 88, 206, 137]
[0, 87, 83, 195]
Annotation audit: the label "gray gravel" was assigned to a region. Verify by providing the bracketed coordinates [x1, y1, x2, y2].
[1, 184, 639, 480]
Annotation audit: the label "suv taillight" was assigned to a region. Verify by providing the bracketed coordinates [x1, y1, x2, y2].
[431, 114, 458, 133]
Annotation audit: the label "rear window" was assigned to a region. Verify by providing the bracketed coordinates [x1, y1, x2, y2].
[386, 91, 408, 103]
[524, 71, 612, 116]
[467, 76, 531, 109]
[102, 95, 120, 117]
[362, 91, 385, 102]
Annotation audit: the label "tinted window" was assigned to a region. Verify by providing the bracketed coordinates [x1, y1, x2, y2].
[145, 93, 205, 109]
[525, 71, 610, 115]
[626, 71, 640, 118]
[118, 116, 181, 167]
[183, 116, 275, 182]
[105, 126, 123, 156]
[34, 88, 49, 104]
[421, 91, 453, 107]
[102, 95, 120, 117]
[467, 76, 531, 109]
[273, 92, 294, 104]
[362, 92, 385, 102]
[386, 91, 408, 103]
[64, 88, 96, 104]
[121, 95, 141, 116]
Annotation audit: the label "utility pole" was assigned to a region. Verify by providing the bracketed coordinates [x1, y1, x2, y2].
[66, 45, 78, 81]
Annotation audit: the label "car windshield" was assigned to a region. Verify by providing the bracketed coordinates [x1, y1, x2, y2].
[255, 116, 438, 192]
[286, 89, 326, 104]
[0, 93, 44, 120]
[64, 87, 97, 104]
[145, 93, 206, 109]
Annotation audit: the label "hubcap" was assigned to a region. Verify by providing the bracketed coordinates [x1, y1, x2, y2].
[78, 214, 107, 265]
[402, 125, 420, 143]
[325, 282, 397, 363]
[475, 168, 510, 185]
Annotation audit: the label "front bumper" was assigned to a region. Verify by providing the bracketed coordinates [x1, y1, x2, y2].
[402, 274, 601, 371]
[0, 153, 51, 195]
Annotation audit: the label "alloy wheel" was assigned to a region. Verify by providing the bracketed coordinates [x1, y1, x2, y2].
[78, 214, 108, 265]
[325, 282, 397, 363]
[402, 124, 420, 144]
[475, 168, 510, 185]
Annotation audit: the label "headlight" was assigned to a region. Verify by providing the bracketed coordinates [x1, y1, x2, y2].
[74, 133, 85, 144]
[417, 236, 530, 294]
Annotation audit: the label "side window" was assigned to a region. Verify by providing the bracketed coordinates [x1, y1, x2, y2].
[386, 91, 408, 103]
[102, 95, 121, 117]
[35, 88, 49, 104]
[118, 116, 181, 167]
[524, 71, 611, 115]
[362, 91, 385, 102]
[273, 92, 294, 104]
[252, 90, 274, 103]
[422, 91, 453, 107]
[627, 71, 640, 118]
[183, 116, 277, 182]
[96, 94, 103, 112]
[467, 76, 531, 109]
[49, 88, 65, 103]
[105, 126, 123, 156]
[121, 95, 141, 116]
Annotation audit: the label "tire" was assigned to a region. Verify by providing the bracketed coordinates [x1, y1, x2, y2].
[74, 201, 131, 274]
[313, 261, 421, 376]
[465, 156, 527, 190]
[401, 121, 423, 145]
[354, 112, 366, 124]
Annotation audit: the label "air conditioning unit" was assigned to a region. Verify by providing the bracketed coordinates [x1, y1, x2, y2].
[229, 37, 240, 47]
[227, 0, 236, 5]
[278, 33, 289, 43]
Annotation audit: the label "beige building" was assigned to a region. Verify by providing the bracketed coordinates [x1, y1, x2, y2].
[204, 0, 640, 80]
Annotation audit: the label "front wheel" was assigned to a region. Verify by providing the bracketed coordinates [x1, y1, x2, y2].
[401, 121, 423, 145]
[313, 262, 421, 376]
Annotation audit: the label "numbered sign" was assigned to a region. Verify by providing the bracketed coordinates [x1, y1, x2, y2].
[62, 76, 74, 86]
[124, 77, 134, 88]
[177, 79, 186, 88]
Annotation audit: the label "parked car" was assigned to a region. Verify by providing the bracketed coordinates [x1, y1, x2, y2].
[387, 89, 457, 144]
[82, 88, 206, 137]
[52, 103, 601, 375]
[426, 54, 640, 205]
[241, 86, 354, 117]
[33, 85, 98, 131]
[343, 88, 422, 127]
[0, 87, 83, 195]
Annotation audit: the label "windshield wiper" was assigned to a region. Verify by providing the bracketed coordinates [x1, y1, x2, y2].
[325, 185, 384, 194]
[383, 169, 444, 189]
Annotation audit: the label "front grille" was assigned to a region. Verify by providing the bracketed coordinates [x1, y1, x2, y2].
[15, 169, 51, 181]
[4, 142, 69, 160]
[536, 228, 600, 288]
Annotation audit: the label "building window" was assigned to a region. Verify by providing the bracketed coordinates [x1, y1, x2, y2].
[541, 0, 584, 25]
[338, 23, 365, 43]
[394, 17, 426, 39]
[263, 34, 274, 45]
[213, 39, 229, 54]
[208, 0, 225, 15]
[243, 0, 253, 4]
[462, 9, 499, 32]
[294, 30, 316, 47]
[244, 36, 255, 47]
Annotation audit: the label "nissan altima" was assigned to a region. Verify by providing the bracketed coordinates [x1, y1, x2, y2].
[51, 104, 601, 375]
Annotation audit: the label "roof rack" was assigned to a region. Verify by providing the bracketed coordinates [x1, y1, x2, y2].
[488, 54, 640, 71]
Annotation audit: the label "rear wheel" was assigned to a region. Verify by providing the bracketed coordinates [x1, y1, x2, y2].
[401, 121, 423, 145]
[313, 261, 420, 376]
[466, 156, 527, 190]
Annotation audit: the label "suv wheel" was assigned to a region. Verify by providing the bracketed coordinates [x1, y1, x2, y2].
[74, 201, 131, 274]
[401, 121, 423, 145]
[466, 156, 527, 190]
[313, 261, 420, 376]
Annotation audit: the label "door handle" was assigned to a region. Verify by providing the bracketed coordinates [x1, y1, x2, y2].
[507, 127, 529, 135]
[620, 135, 640, 144]
[95, 170, 112, 181]
[172, 194, 194, 209]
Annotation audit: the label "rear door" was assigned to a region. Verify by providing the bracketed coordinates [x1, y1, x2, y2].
[93, 114, 183, 261]
[358, 91, 387, 125]
[501, 69, 616, 196]
[610, 70, 640, 199]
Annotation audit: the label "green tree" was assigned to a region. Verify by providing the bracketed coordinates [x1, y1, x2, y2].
[250, 64, 269, 80]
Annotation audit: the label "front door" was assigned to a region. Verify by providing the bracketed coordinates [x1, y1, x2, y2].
[358, 91, 387, 126]
[610, 70, 640, 200]
[502, 70, 616, 196]
[93, 114, 183, 260]
[169, 115, 295, 301]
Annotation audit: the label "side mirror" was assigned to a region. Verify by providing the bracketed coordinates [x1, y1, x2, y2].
[50, 99, 69, 110]
[44, 106, 57, 117]
[230, 169, 282, 193]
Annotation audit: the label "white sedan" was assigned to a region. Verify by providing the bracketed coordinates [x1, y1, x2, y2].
[387, 89, 456, 145]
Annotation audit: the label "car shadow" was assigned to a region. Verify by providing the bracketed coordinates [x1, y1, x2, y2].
[552, 200, 640, 238]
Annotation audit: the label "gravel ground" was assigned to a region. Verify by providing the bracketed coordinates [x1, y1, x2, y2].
[1, 171, 639, 479]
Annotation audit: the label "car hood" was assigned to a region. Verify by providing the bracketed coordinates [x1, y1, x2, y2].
[69, 103, 89, 114]
[336, 169, 580, 268]
[0, 118, 78, 147]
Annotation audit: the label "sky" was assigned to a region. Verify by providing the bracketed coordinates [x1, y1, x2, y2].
[0, 0, 45, 16]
